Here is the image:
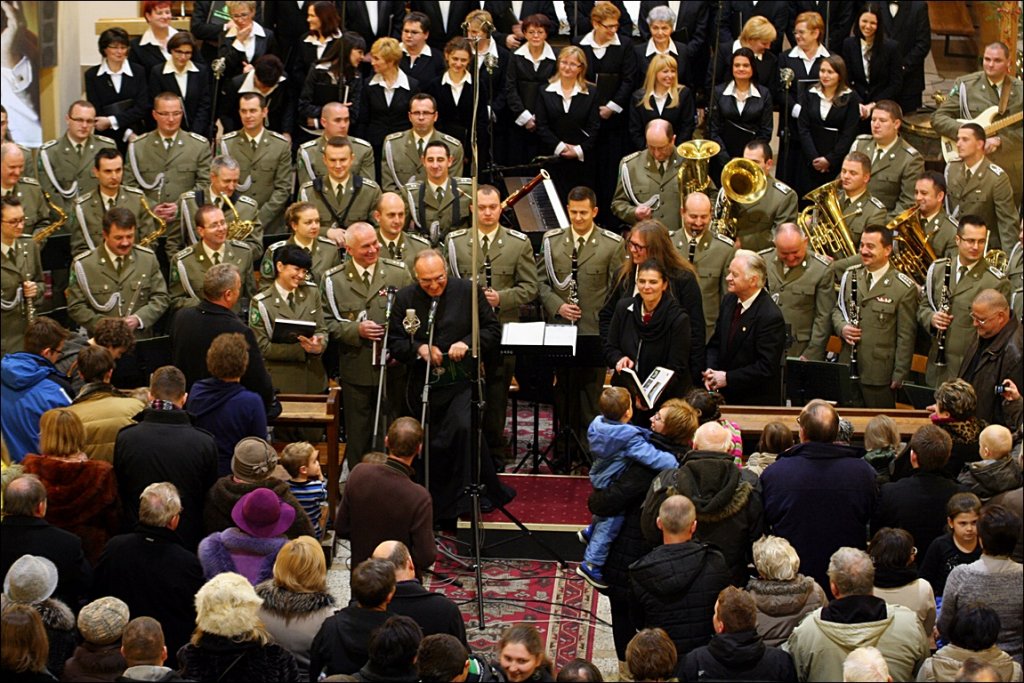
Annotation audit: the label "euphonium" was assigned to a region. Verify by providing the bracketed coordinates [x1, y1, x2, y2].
[31, 191, 68, 243]
[220, 193, 256, 241]
[797, 180, 859, 260]
[712, 158, 767, 240]
[985, 248, 1009, 275]
[677, 139, 720, 196]
[138, 194, 168, 247]
[887, 206, 935, 285]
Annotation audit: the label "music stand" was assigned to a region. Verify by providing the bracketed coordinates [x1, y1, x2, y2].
[900, 382, 936, 410]
[785, 358, 854, 406]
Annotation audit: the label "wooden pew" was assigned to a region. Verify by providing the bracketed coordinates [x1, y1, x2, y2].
[928, 1, 975, 57]
[721, 405, 932, 441]
[270, 388, 342, 517]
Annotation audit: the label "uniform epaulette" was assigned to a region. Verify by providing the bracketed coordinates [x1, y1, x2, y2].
[361, 177, 380, 188]
[544, 227, 567, 240]
[455, 176, 473, 185]
[350, 135, 371, 147]
[132, 131, 154, 142]
[94, 134, 117, 146]
[123, 186, 144, 195]
[317, 236, 335, 246]
[19, 177, 39, 186]
[506, 228, 528, 241]
[845, 263, 864, 272]
[385, 131, 404, 141]
[440, 133, 461, 146]
[267, 130, 289, 142]
[600, 228, 622, 242]
[621, 150, 642, 164]
[299, 138, 319, 149]
[380, 257, 406, 268]
[188, 132, 209, 144]
[182, 190, 197, 199]
[299, 180, 314, 190]
[40, 139, 58, 149]
[75, 191, 94, 204]
[774, 181, 791, 195]
[812, 252, 832, 267]
[869, 197, 886, 210]
[757, 246, 774, 256]
[324, 262, 346, 277]
[989, 164, 1004, 176]
[174, 245, 195, 260]
[946, 158, 964, 166]
[253, 289, 271, 301]
[903, 140, 919, 155]
[222, 130, 239, 140]
[229, 239, 249, 249]
[73, 250, 90, 262]
[301, 280, 319, 288]
[448, 228, 469, 239]
[895, 271, 915, 288]
[236, 195, 257, 206]
[406, 232, 430, 246]
[404, 180, 422, 191]
[714, 233, 734, 246]
[134, 244, 155, 254]
[265, 239, 287, 252]
[854, 134, 872, 142]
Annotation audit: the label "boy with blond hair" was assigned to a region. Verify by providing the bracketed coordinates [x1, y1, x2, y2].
[958, 425, 1022, 500]
[282, 442, 329, 538]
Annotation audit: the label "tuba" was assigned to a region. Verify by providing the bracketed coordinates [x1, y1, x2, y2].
[797, 180, 859, 260]
[677, 139, 720, 196]
[138, 194, 168, 248]
[712, 158, 767, 240]
[220, 193, 256, 241]
[985, 248, 1009, 275]
[887, 206, 936, 285]
[31, 191, 69, 243]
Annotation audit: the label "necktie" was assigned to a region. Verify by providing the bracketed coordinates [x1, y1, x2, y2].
[106, 197, 115, 212]
[727, 303, 743, 349]
[362, 270, 371, 288]
[213, 252, 221, 265]
[250, 138, 258, 152]
[964, 168, 972, 183]
[687, 238, 697, 263]
[577, 236, 586, 257]
[874, 147, 885, 164]
[435, 186, 444, 205]
[957, 264, 968, 284]
[482, 235, 490, 254]
[164, 138, 172, 150]
[868, 272, 876, 290]
[388, 242, 398, 259]
[335, 182, 345, 202]
[417, 138, 425, 158]
[287, 292, 296, 311]
[658, 161, 666, 176]
[115, 256, 124, 273]
[74, 143, 83, 157]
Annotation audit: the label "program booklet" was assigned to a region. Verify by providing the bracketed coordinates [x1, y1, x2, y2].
[272, 318, 316, 345]
[617, 366, 675, 411]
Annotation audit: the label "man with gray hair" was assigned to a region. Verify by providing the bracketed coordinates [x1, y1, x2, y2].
[704, 249, 786, 405]
[174, 154, 263, 259]
[787, 547, 928, 682]
[843, 646, 891, 682]
[958, 288, 1023, 430]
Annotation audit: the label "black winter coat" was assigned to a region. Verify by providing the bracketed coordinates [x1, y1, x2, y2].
[177, 635, 298, 683]
[678, 629, 796, 682]
[0, 516, 91, 609]
[873, 471, 966, 563]
[309, 606, 390, 679]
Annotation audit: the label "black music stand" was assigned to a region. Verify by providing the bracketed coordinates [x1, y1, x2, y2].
[785, 358, 854, 406]
[900, 383, 936, 410]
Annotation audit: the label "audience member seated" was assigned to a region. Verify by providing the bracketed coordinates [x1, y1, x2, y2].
[761, 399, 877, 590]
[64, 346, 144, 463]
[114, 366, 219, 552]
[630, 495, 731, 656]
[118, 617, 181, 683]
[62, 596, 129, 682]
[416, 634, 470, 683]
[938, 504, 1024, 663]
[203, 437, 314, 540]
[556, 658, 604, 682]
[625, 628, 676, 682]
[254, 536, 336, 680]
[185, 333, 268, 476]
[309, 558, 395, 679]
[862, 414, 901, 486]
[917, 492, 983, 600]
[873, 424, 964, 563]
[1, 555, 76, 678]
[989, 473, 1024, 564]
[868, 527, 936, 644]
[372, 540, 466, 645]
[494, 625, 554, 683]
[679, 586, 795, 681]
[0, 603, 56, 682]
[745, 421, 793, 477]
[22, 409, 120, 566]
[280, 443, 328, 540]
[745, 535, 828, 647]
[642, 421, 764, 586]
[686, 389, 743, 464]
[199, 488, 293, 585]
[959, 425, 1022, 501]
[353, 615, 422, 681]
[1, 317, 72, 463]
[53, 318, 135, 397]
[787, 547, 929, 681]
[923, 379, 987, 480]
[177, 572, 299, 683]
[919, 605, 1023, 682]
[0, 475, 91, 610]
[842, 646, 891, 682]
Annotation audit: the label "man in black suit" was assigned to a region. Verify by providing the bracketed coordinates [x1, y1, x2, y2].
[409, 1, 476, 50]
[399, 12, 447, 85]
[344, 1, 406, 48]
[0, 475, 92, 609]
[719, 1, 790, 54]
[704, 249, 786, 406]
[878, 0, 931, 114]
[484, 1, 559, 50]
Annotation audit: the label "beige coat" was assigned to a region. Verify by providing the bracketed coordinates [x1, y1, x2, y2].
[66, 385, 145, 462]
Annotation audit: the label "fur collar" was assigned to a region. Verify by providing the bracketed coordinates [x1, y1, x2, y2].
[198, 529, 285, 584]
[254, 581, 335, 616]
[746, 576, 822, 617]
[34, 598, 76, 631]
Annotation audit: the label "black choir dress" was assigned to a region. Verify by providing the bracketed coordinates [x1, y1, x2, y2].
[628, 88, 696, 152]
[795, 86, 862, 196]
[84, 61, 152, 153]
[707, 81, 774, 178]
[533, 84, 602, 203]
[775, 46, 829, 187]
[503, 44, 558, 165]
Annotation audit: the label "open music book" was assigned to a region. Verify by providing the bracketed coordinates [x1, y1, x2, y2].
[617, 366, 675, 411]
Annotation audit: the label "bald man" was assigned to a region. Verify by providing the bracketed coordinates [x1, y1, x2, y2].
[672, 192, 736, 340]
[612, 119, 685, 232]
[297, 103, 375, 185]
[374, 192, 430, 273]
[1, 143, 49, 238]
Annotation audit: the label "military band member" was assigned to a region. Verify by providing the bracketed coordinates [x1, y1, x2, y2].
[832, 225, 917, 408]
[918, 215, 1010, 387]
[298, 137, 381, 247]
[220, 93, 293, 235]
[1009, 223, 1023, 320]
[261, 201, 342, 285]
[943, 123, 1017, 253]
[0, 143, 48, 238]
[759, 223, 834, 360]
[322, 222, 414, 469]
[73, 149, 155, 257]
[611, 119, 684, 232]
[915, 170, 959, 259]
[177, 156, 263, 259]
[297, 103, 375, 188]
[446, 185, 538, 458]
[403, 140, 472, 245]
[849, 100, 924, 217]
[837, 151, 889, 247]
[0, 106, 35, 180]
[671, 192, 734, 341]
[375, 192, 430, 272]
[1, 197, 44, 356]
[382, 94, 465, 193]
[721, 140, 799, 253]
[250, 244, 328, 395]
[67, 207, 170, 339]
[169, 204, 257, 311]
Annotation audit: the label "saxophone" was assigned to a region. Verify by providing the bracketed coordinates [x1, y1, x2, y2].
[138, 194, 168, 247]
[934, 261, 953, 367]
[220, 193, 256, 241]
[848, 275, 861, 380]
[31, 191, 68, 243]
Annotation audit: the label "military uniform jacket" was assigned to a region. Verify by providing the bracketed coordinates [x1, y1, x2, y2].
[249, 282, 328, 394]
[670, 229, 735, 340]
[851, 134, 924, 217]
[178, 189, 263, 259]
[446, 226, 539, 324]
[831, 264, 917, 386]
[3, 178, 49, 239]
[382, 129, 466, 193]
[918, 257, 1010, 385]
[377, 228, 431, 273]
[221, 129, 293, 231]
[66, 245, 170, 337]
[322, 257, 413, 385]
[299, 175, 381, 232]
[297, 135, 375, 187]
[722, 178, 798, 253]
[759, 247, 834, 360]
[611, 150, 684, 232]
[538, 226, 624, 336]
[37, 133, 118, 217]
[403, 176, 472, 245]
[72, 186, 155, 256]
[1009, 241, 1023, 320]
[169, 240, 257, 310]
[839, 190, 888, 245]
[124, 130, 213, 205]
[921, 209, 959, 260]
[260, 236, 342, 285]
[1, 238, 44, 356]
[944, 158, 1018, 252]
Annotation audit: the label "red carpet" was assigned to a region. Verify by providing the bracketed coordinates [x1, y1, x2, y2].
[482, 473, 593, 527]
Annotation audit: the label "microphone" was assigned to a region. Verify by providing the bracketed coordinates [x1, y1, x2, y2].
[383, 286, 397, 321]
[403, 308, 421, 338]
[427, 297, 439, 329]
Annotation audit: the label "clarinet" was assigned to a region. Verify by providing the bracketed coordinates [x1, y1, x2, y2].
[849, 274, 861, 380]
[568, 247, 580, 326]
[935, 263, 953, 367]
[484, 254, 498, 315]
[22, 279, 35, 323]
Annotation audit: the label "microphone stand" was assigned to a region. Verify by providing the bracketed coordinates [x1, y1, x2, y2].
[706, 0, 724, 127]
[420, 297, 440, 491]
[371, 287, 396, 450]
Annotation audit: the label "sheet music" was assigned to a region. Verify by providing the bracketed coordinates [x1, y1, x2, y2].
[544, 324, 578, 356]
[502, 321, 546, 346]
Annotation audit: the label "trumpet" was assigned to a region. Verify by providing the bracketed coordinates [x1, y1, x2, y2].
[986, 248, 1009, 275]
[138, 194, 168, 248]
[32, 191, 68, 243]
[677, 139, 720, 196]
[220, 193, 257, 241]
[712, 158, 767, 240]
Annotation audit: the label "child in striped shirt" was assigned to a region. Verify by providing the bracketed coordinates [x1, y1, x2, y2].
[282, 442, 328, 539]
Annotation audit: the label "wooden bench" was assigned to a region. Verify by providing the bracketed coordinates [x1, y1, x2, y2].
[269, 388, 342, 517]
[721, 405, 932, 441]
[928, 0, 975, 57]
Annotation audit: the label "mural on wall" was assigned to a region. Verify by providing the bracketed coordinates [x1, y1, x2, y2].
[1, 0, 43, 145]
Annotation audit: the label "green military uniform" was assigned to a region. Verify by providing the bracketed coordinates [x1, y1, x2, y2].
[1008, 241, 1023, 320]
[839, 190, 889, 247]
[920, 209, 959, 260]
[717, 178, 798, 253]
[37, 133, 118, 234]
[322, 257, 413, 469]
[944, 158, 1018, 252]
[1, 238, 44, 356]
[918, 256, 1010, 387]
[611, 149, 684, 232]
[832, 264, 917, 408]
[72, 186, 156, 257]
[14, 144, 36, 179]
[260, 235, 342, 285]
[220, 129, 293, 234]
[298, 175, 381, 233]
[670, 229, 734, 341]
[851, 134, 924, 217]
[377, 228, 430, 274]
[249, 282, 328, 393]
[403, 176, 472, 245]
[66, 245, 170, 337]
[297, 134, 375, 187]
[382, 129, 465, 193]
[178, 189, 263, 259]
[168, 240, 257, 311]
[932, 72, 1023, 206]
[758, 247, 834, 360]
[2, 178, 49, 240]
